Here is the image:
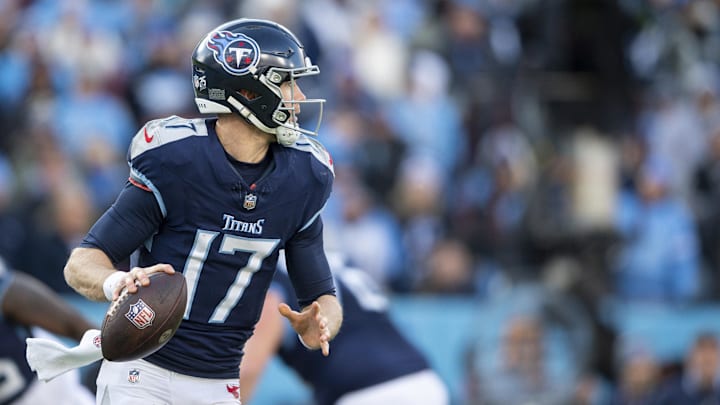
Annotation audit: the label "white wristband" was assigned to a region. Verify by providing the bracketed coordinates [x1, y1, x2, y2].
[102, 271, 126, 301]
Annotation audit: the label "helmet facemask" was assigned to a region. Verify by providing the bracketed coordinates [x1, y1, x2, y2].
[234, 62, 325, 146]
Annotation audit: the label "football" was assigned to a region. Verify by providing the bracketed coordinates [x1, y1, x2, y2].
[101, 272, 187, 362]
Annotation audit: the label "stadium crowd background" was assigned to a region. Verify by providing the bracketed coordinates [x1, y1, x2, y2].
[1, 0, 720, 403]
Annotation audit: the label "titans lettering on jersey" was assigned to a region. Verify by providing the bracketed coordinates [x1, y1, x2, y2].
[271, 262, 429, 405]
[127, 115, 333, 378]
[0, 267, 35, 405]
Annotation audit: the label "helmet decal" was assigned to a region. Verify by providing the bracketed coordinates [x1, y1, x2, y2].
[192, 67, 207, 92]
[206, 31, 260, 76]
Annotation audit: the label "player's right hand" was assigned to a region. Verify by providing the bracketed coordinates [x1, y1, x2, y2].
[114, 264, 175, 299]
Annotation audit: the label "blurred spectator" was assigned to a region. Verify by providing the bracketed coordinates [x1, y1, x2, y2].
[0, 154, 27, 268]
[53, 72, 134, 160]
[384, 49, 466, 179]
[441, 1, 495, 96]
[353, 113, 407, 203]
[351, 7, 408, 101]
[572, 372, 614, 405]
[18, 181, 95, 295]
[693, 126, 720, 298]
[416, 237, 476, 295]
[50, 68, 131, 210]
[130, 35, 196, 122]
[467, 314, 576, 405]
[613, 155, 702, 303]
[451, 108, 536, 273]
[637, 85, 707, 204]
[610, 342, 662, 404]
[657, 332, 720, 404]
[391, 156, 446, 290]
[0, 16, 33, 149]
[324, 171, 405, 290]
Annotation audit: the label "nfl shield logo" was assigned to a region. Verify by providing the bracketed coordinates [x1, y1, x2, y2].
[128, 369, 140, 384]
[243, 193, 257, 210]
[125, 299, 155, 329]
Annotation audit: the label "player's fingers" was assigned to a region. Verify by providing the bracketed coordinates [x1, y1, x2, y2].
[321, 340, 330, 356]
[309, 301, 321, 318]
[133, 264, 175, 287]
[157, 264, 176, 275]
[112, 285, 123, 300]
[124, 272, 140, 294]
[278, 303, 295, 319]
[146, 264, 175, 276]
[131, 268, 151, 287]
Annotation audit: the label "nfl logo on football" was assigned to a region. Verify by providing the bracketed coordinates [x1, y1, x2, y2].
[125, 299, 156, 329]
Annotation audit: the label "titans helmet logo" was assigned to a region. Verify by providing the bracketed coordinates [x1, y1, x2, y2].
[206, 31, 260, 76]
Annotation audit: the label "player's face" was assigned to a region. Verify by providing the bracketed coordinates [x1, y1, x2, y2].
[280, 81, 306, 118]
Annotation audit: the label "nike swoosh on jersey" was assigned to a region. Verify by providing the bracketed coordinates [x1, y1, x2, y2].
[144, 128, 154, 143]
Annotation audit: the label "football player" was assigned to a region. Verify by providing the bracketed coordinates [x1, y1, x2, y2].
[0, 257, 95, 404]
[240, 253, 450, 405]
[62, 19, 342, 404]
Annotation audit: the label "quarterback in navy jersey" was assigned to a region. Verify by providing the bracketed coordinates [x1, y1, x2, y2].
[240, 254, 450, 405]
[63, 18, 342, 404]
[0, 258, 95, 405]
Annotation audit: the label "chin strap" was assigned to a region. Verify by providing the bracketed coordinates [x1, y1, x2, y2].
[26, 329, 104, 382]
[227, 96, 301, 146]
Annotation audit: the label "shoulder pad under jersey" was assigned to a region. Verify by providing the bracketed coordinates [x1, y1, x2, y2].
[128, 116, 208, 160]
[287, 136, 334, 175]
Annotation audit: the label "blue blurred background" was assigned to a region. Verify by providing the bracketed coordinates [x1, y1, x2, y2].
[2, 0, 720, 404]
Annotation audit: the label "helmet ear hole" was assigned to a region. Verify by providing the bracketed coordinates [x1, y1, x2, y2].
[238, 89, 260, 101]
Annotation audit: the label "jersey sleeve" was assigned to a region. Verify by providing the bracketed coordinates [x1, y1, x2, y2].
[126, 120, 171, 217]
[291, 136, 334, 234]
[80, 182, 163, 264]
[126, 116, 206, 218]
[284, 218, 335, 307]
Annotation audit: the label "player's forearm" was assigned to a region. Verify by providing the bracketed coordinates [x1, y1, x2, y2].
[9, 272, 96, 339]
[64, 247, 119, 302]
[316, 294, 343, 340]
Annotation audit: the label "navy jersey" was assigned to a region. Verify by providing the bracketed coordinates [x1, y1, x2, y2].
[86, 116, 335, 378]
[0, 263, 34, 405]
[272, 256, 430, 405]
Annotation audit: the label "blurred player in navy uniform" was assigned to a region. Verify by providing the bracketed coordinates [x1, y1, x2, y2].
[63, 18, 342, 405]
[0, 257, 95, 404]
[240, 253, 450, 405]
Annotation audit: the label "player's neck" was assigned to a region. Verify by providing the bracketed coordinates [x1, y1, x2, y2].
[216, 115, 274, 163]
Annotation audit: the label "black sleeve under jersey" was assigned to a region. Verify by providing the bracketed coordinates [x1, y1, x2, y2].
[284, 217, 336, 308]
[80, 182, 163, 264]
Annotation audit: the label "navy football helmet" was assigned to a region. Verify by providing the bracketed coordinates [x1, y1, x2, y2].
[191, 19, 324, 145]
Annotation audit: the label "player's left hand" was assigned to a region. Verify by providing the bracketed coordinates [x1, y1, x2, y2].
[278, 301, 331, 356]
